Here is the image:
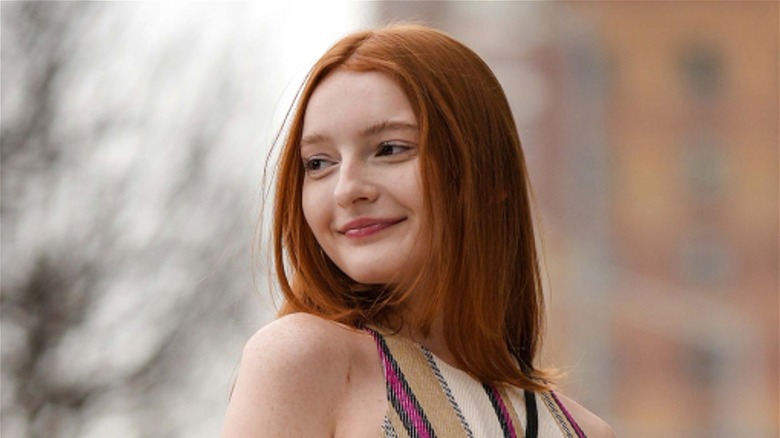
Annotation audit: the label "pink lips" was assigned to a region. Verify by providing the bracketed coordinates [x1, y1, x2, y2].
[339, 217, 405, 238]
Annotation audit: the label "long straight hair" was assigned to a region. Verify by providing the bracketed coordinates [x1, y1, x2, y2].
[272, 24, 550, 390]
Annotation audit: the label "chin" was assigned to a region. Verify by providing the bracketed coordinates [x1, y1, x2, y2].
[341, 265, 399, 286]
[335, 255, 417, 285]
[345, 272, 392, 285]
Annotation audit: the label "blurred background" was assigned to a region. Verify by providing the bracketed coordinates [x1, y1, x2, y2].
[1, 2, 777, 437]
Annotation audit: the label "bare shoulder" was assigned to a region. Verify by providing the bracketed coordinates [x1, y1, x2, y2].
[555, 392, 616, 438]
[222, 313, 360, 437]
[242, 312, 356, 363]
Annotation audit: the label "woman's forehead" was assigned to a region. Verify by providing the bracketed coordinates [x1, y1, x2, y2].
[301, 69, 418, 143]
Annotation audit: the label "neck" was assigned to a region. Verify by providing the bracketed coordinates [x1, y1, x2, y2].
[400, 309, 459, 367]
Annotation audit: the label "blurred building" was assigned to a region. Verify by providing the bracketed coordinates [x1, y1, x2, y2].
[377, 2, 778, 437]
[554, 3, 778, 437]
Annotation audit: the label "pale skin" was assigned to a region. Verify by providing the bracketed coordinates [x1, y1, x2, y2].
[222, 69, 616, 437]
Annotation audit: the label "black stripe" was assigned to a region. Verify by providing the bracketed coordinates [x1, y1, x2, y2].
[368, 328, 436, 438]
[482, 383, 514, 438]
[388, 387, 420, 438]
[524, 390, 538, 438]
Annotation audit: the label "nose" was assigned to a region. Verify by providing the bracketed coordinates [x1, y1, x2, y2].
[333, 158, 379, 207]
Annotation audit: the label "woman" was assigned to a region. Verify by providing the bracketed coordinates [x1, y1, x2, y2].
[223, 24, 615, 437]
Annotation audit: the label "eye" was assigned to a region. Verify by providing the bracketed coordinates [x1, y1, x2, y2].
[376, 143, 410, 157]
[302, 157, 335, 175]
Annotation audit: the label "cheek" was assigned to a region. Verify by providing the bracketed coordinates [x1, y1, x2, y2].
[404, 171, 425, 218]
[301, 184, 326, 238]
[407, 173, 430, 241]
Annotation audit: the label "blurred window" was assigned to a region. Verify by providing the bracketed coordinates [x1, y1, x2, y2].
[683, 136, 726, 206]
[680, 45, 722, 101]
[677, 229, 733, 290]
[685, 342, 722, 389]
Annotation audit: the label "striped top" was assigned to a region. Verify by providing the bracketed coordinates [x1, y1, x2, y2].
[367, 327, 587, 438]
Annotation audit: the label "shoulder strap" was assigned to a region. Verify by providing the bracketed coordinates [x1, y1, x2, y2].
[524, 390, 538, 438]
[549, 391, 588, 438]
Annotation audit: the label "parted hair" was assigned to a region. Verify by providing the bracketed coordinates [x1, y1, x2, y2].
[272, 24, 550, 390]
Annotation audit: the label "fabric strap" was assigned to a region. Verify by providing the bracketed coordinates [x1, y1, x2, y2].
[524, 390, 539, 438]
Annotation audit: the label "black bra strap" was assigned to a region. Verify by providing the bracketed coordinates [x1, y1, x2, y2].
[524, 390, 538, 438]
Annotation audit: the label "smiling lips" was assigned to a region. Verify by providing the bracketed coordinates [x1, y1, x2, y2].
[339, 217, 405, 238]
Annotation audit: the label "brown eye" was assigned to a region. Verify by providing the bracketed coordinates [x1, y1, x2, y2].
[376, 143, 409, 156]
[303, 158, 324, 170]
[302, 157, 335, 175]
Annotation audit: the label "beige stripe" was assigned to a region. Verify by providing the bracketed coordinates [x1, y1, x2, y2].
[381, 333, 469, 437]
[539, 391, 575, 437]
[498, 385, 526, 436]
[386, 407, 412, 438]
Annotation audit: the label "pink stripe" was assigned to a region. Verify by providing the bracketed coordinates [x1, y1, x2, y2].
[372, 331, 431, 438]
[550, 391, 587, 438]
[490, 386, 517, 438]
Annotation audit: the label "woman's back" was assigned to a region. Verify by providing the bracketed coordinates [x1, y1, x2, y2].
[222, 314, 614, 437]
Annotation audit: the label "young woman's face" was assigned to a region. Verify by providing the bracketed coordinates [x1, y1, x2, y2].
[300, 69, 426, 286]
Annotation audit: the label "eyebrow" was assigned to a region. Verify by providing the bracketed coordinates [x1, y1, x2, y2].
[300, 120, 419, 147]
[360, 120, 419, 137]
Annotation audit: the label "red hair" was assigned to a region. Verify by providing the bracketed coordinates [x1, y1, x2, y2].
[272, 24, 550, 390]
